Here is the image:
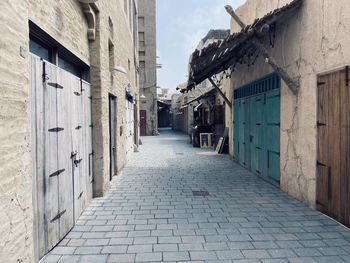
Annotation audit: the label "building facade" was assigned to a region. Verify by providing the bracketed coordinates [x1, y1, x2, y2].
[0, 0, 139, 261]
[187, 0, 350, 227]
[138, 0, 157, 136]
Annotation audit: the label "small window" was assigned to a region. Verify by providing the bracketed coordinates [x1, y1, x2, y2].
[138, 32, 145, 41]
[139, 40, 145, 48]
[139, 61, 145, 68]
[29, 37, 52, 62]
[138, 17, 145, 26]
[58, 56, 81, 78]
[108, 17, 114, 38]
[139, 51, 145, 57]
[109, 41, 115, 72]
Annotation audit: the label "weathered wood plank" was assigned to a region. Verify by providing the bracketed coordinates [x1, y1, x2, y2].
[57, 68, 74, 239]
[44, 61, 60, 251]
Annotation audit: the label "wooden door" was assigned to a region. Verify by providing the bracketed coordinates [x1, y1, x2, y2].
[317, 67, 350, 227]
[266, 89, 281, 182]
[30, 55, 93, 259]
[134, 104, 138, 145]
[140, 110, 147, 136]
[109, 95, 116, 181]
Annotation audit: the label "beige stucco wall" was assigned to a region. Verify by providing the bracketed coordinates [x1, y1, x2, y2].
[90, 0, 139, 197]
[0, 0, 33, 261]
[230, 0, 350, 208]
[138, 0, 157, 136]
[0, 0, 139, 261]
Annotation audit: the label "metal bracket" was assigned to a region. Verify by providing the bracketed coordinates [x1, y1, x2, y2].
[346, 66, 349, 87]
[48, 127, 64, 133]
[317, 121, 326, 127]
[48, 82, 64, 89]
[50, 209, 66, 223]
[317, 160, 327, 167]
[49, 169, 65, 178]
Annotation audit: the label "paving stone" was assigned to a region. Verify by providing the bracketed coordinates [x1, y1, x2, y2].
[153, 244, 178, 252]
[189, 251, 218, 260]
[107, 253, 135, 263]
[134, 252, 162, 262]
[41, 130, 350, 262]
[127, 244, 152, 253]
[163, 251, 190, 261]
[79, 255, 108, 263]
[241, 249, 271, 259]
[216, 250, 244, 259]
[58, 255, 80, 263]
[101, 245, 128, 254]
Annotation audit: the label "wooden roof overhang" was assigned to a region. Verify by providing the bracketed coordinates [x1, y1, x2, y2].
[186, 0, 303, 94]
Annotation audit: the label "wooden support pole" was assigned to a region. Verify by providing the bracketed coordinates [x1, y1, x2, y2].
[224, 5, 299, 95]
[208, 77, 232, 108]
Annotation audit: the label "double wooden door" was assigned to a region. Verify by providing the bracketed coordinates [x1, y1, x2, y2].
[234, 73, 281, 183]
[317, 67, 350, 227]
[30, 55, 93, 259]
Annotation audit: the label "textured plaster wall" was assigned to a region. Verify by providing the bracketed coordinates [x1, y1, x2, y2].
[0, 1, 33, 262]
[0, 0, 138, 261]
[90, 0, 139, 197]
[138, 0, 157, 136]
[230, 0, 350, 207]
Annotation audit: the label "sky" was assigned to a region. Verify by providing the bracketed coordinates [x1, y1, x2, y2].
[156, 0, 247, 94]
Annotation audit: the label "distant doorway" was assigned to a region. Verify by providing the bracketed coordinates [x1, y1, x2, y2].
[109, 94, 117, 181]
[140, 110, 147, 136]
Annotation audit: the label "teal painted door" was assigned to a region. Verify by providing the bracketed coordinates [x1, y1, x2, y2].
[266, 89, 281, 182]
[233, 73, 281, 183]
[233, 100, 240, 159]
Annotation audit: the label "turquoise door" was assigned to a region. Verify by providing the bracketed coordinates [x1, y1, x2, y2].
[266, 89, 281, 182]
[233, 73, 281, 183]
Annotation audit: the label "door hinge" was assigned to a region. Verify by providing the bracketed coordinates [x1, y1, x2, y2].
[48, 127, 64, 133]
[42, 61, 48, 82]
[78, 191, 84, 199]
[74, 92, 81, 96]
[88, 96, 92, 100]
[317, 81, 326, 86]
[74, 159, 83, 167]
[71, 151, 78, 158]
[256, 123, 261, 126]
[256, 170, 261, 174]
[48, 82, 64, 89]
[317, 160, 327, 167]
[89, 124, 93, 128]
[275, 123, 280, 127]
[317, 121, 326, 127]
[256, 98, 262, 102]
[50, 209, 66, 223]
[49, 169, 65, 178]
[75, 125, 82, 130]
[256, 146, 262, 150]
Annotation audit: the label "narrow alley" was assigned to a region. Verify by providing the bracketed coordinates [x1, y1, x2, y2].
[42, 129, 350, 263]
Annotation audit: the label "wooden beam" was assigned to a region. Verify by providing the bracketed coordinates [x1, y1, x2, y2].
[225, 5, 299, 95]
[225, 5, 246, 29]
[209, 77, 232, 108]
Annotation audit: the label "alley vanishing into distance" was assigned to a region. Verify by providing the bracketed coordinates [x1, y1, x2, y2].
[42, 129, 350, 263]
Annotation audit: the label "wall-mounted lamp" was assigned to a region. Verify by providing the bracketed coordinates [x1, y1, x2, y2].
[78, 0, 98, 3]
[140, 94, 146, 99]
[114, 65, 127, 74]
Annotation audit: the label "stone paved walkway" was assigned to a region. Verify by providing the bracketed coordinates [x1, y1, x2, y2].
[42, 128, 350, 263]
